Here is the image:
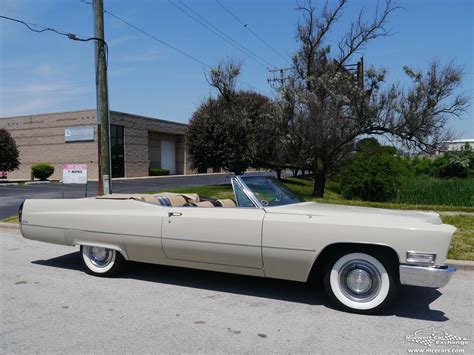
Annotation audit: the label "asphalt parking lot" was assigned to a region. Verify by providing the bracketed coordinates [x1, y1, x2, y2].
[0, 174, 238, 219]
[1, 230, 472, 354]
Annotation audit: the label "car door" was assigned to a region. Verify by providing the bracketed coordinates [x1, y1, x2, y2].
[161, 205, 265, 269]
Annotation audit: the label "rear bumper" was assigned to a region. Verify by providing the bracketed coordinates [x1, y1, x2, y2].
[399, 264, 456, 288]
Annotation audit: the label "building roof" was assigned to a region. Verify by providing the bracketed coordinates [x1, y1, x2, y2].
[445, 139, 474, 143]
[0, 109, 187, 127]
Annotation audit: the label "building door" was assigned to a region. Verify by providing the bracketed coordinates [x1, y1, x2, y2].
[161, 140, 176, 174]
[110, 125, 124, 178]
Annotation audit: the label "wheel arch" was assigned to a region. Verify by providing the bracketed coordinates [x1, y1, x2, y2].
[75, 242, 129, 260]
[306, 242, 400, 283]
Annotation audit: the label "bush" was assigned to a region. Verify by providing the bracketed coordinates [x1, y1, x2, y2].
[31, 163, 54, 180]
[339, 139, 405, 202]
[149, 168, 169, 176]
[411, 157, 434, 176]
[432, 154, 469, 178]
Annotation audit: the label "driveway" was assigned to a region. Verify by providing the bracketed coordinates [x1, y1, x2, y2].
[1, 230, 472, 354]
[0, 174, 237, 219]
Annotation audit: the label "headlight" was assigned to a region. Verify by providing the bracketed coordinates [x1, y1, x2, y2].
[406, 251, 436, 266]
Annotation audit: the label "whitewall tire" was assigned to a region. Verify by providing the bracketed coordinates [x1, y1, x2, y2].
[324, 252, 396, 314]
[80, 245, 125, 277]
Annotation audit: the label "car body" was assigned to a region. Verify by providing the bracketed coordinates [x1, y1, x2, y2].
[19, 175, 456, 313]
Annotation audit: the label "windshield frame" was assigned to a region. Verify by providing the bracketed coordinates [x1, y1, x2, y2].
[233, 175, 304, 208]
[231, 176, 263, 208]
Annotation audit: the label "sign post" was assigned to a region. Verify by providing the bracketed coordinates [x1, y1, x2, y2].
[62, 164, 88, 198]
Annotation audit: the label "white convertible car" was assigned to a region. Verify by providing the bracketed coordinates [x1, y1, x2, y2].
[19, 175, 455, 313]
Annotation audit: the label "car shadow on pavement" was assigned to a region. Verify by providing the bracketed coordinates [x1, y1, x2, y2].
[33, 252, 448, 321]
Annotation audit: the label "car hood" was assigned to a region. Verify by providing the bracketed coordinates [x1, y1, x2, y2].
[264, 202, 443, 226]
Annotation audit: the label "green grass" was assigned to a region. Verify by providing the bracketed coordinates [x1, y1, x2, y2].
[442, 215, 474, 261]
[1, 216, 19, 223]
[391, 176, 474, 207]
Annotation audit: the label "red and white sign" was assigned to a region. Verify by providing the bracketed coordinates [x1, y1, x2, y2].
[63, 164, 88, 184]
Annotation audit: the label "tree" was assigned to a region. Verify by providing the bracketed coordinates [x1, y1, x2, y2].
[0, 128, 20, 173]
[279, 0, 469, 197]
[186, 61, 275, 174]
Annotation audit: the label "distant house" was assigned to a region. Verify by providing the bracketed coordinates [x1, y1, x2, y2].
[443, 139, 474, 152]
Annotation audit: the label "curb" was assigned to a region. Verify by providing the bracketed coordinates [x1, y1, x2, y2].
[446, 259, 474, 272]
[0, 222, 19, 231]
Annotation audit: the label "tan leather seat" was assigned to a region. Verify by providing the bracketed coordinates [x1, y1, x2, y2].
[181, 193, 200, 204]
[152, 193, 187, 207]
[217, 199, 236, 208]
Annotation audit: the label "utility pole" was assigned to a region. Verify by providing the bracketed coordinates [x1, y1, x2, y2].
[267, 67, 292, 86]
[93, 0, 112, 195]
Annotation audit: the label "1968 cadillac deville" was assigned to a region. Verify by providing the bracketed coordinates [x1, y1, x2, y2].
[19, 175, 456, 313]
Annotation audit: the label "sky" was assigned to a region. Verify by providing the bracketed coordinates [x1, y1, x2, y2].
[0, 0, 473, 138]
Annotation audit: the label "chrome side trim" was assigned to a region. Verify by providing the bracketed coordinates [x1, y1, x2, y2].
[399, 264, 456, 288]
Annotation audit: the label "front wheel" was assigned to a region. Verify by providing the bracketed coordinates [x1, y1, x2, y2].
[80, 245, 125, 277]
[323, 252, 397, 314]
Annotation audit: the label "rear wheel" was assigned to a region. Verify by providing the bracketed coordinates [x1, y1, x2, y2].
[323, 252, 396, 314]
[80, 245, 125, 277]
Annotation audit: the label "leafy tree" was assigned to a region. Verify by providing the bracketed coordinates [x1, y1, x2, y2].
[339, 139, 405, 202]
[0, 128, 20, 173]
[277, 0, 469, 197]
[186, 61, 275, 174]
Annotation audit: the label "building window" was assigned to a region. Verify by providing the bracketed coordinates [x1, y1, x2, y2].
[110, 125, 125, 178]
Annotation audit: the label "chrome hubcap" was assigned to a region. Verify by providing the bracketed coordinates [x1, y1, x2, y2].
[347, 269, 372, 293]
[85, 246, 114, 268]
[339, 259, 381, 303]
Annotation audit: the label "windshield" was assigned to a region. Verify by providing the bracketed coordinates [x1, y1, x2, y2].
[240, 176, 304, 207]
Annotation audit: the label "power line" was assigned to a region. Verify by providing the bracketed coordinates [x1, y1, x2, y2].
[215, 0, 289, 64]
[99, 7, 271, 95]
[169, 0, 274, 69]
[0, 15, 98, 43]
[0, 14, 108, 72]
[103, 8, 212, 69]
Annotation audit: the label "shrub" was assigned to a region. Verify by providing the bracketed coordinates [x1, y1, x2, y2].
[31, 163, 54, 180]
[340, 139, 405, 202]
[433, 154, 469, 178]
[149, 168, 170, 176]
[411, 157, 434, 176]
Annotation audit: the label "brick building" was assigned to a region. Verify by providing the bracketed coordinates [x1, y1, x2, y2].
[0, 109, 192, 180]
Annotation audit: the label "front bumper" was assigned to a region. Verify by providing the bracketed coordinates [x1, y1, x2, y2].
[399, 264, 456, 288]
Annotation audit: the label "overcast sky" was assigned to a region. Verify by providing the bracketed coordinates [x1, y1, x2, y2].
[0, 0, 473, 138]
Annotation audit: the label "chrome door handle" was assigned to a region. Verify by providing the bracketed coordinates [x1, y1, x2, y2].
[168, 212, 183, 217]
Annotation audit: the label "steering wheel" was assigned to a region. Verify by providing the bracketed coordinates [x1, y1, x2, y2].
[264, 193, 285, 205]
